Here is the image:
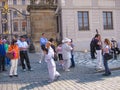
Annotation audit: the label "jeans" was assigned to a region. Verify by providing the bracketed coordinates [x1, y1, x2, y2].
[90, 45, 96, 59]
[103, 58, 111, 74]
[71, 54, 75, 67]
[0, 55, 6, 71]
[5, 57, 10, 66]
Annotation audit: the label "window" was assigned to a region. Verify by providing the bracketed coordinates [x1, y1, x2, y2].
[78, 11, 89, 30]
[103, 12, 113, 30]
[13, 22, 18, 31]
[13, 11, 17, 18]
[22, 21, 26, 31]
[13, 0, 17, 5]
[22, 10, 26, 15]
[22, 0, 25, 5]
[2, 1, 5, 6]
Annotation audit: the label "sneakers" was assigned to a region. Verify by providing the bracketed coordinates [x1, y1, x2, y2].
[9, 75, 18, 78]
[65, 69, 70, 72]
[47, 80, 53, 83]
[39, 60, 41, 64]
[55, 75, 61, 80]
[102, 72, 111, 76]
[23, 69, 26, 72]
[96, 67, 103, 71]
[14, 75, 18, 77]
[70, 66, 75, 68]
[23, 68, 33, 71]
[9, 75, 13, 78]
[28, 68, 33, 71]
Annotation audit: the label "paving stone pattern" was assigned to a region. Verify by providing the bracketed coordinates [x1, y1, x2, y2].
[0, 52, 120, 90]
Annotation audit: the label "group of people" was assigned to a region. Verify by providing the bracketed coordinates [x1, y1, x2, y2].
[39, 33, 75, 82]
[1, 32, 118, 82]
[0, 35, 33, 77]
[90, 34, 120, 76]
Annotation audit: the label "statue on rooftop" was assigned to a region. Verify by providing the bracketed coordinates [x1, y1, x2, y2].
[46, 0, 54, 5]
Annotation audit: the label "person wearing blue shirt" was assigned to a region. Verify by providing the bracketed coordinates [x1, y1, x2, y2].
[39, 33, 48, 63]
[40, 33, 48, 50]
[0, 39, 6, 72]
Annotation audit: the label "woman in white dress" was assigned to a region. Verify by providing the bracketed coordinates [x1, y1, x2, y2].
[44, 42, 60, 82]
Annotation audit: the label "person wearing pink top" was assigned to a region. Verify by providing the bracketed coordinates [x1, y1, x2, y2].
[56, 42, 64, 67]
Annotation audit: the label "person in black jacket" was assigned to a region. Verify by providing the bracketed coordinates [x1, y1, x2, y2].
[90, 35, 96, 59]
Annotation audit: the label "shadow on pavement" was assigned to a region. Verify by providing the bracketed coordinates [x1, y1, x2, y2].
[0, 53, 120, 90]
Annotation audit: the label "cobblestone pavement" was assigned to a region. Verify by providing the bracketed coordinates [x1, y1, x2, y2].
[0, 52, 120, 90]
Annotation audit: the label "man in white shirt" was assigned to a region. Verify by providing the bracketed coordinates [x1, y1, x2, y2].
[62, 38, 73, 71]
[18, 36, 33, 71]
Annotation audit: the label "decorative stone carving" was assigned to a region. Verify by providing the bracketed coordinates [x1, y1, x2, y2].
[46, 0, 54, 5]
[30, 0, 55, 5]
[30, 0, 35, 4]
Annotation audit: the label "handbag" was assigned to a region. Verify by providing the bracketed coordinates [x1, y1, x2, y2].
[6, 52, 14, 59]
[103, 53, 113, 60]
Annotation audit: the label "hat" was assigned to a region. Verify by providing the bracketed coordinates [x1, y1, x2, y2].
[2, 39, 6, 43]
[20, 35, 26, 39]
[62, 38, 71, 43]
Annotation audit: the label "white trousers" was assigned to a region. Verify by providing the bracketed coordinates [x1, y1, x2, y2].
[63, 59, 71, 70]
[48, 66, 60, 81]
[96, 50, 103, 68]
[39, 49, 45, 62]
[9, 59, 18, 75]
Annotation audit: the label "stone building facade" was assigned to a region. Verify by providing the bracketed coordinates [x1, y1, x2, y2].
[57, 0, 120, 51]
[0, 0, 31, 37]
[28, 0, 58, 52]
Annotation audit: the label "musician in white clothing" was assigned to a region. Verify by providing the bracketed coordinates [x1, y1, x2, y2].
[44, 42, 60, 83]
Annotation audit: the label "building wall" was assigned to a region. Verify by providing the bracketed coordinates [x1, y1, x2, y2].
[0, 0, 30, 36]
[59, 0, 120, 51]
[8, 0, 30, 35]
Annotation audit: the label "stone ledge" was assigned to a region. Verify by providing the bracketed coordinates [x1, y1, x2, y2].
[27, 4, 57, 12]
